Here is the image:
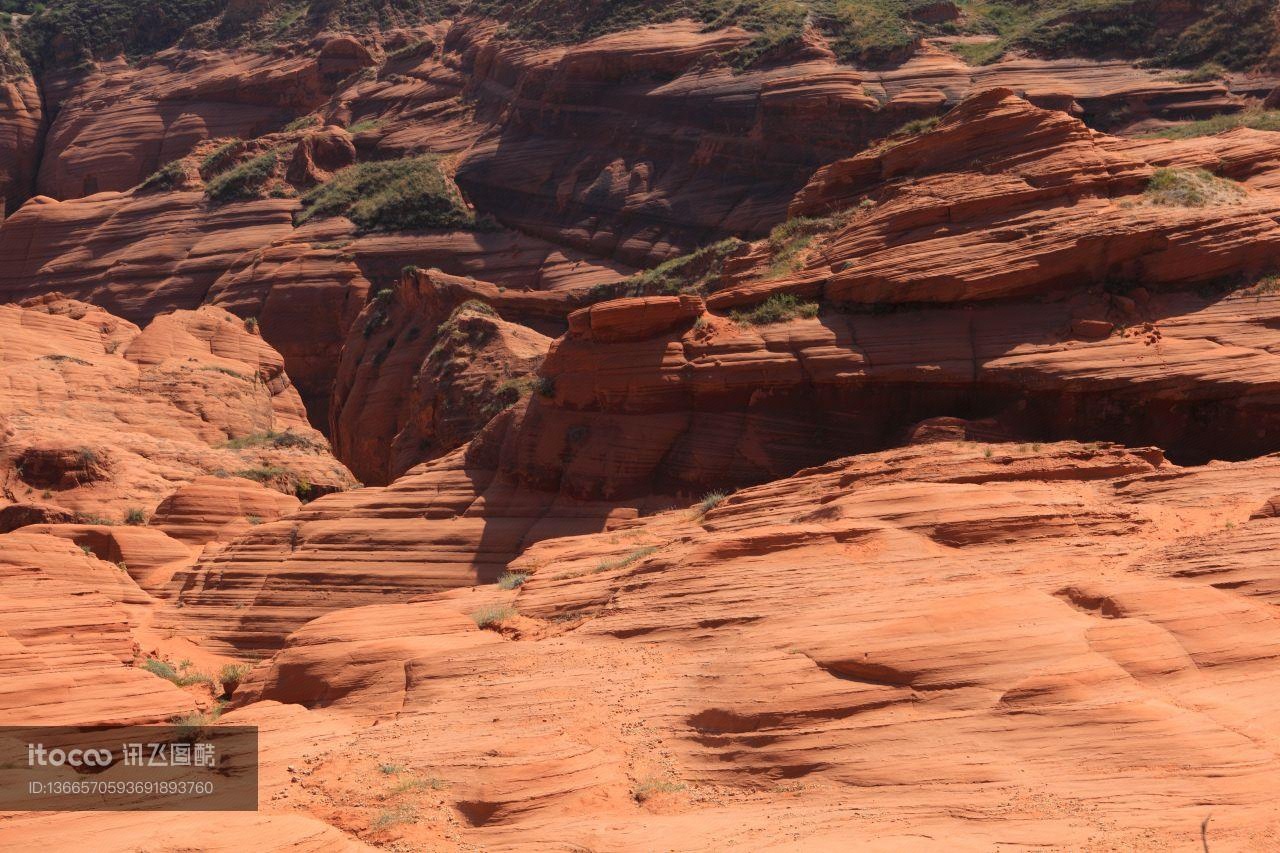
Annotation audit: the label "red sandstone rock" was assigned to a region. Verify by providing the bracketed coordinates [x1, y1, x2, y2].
[775, 89, 1280, 305]
[330, 269, 553, 485]
[0, 46, 41, 217]
[567, 295, 705, 342]
[285, 126, 356, 187]
[0, 532, 197, 726]
[180, 439, 1280, 849]
[0, 297, 354, 521]
[151, 475, 301, 546]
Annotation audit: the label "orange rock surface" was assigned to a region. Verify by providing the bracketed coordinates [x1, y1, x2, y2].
[0, 296, 355, 522]
[6, 9, 1280, 851]
[190, 441, 1280, 849]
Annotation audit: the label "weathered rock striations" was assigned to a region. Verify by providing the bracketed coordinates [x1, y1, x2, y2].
[0, 45, 41, 218]
[208, 440, 1280, 849]
[163, 435, 666, 653]
[0, 531, 197, 726]
[0, 296, 354, 522]
[780, 89, 1280, 305]
[35, 40, 375, 200]
[330, 269, 553, 485]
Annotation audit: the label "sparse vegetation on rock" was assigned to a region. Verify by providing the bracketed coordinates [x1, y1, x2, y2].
[296, 155, 476, 232]
[1142, 168, 1245, 207]
[730, 293, 820, 325]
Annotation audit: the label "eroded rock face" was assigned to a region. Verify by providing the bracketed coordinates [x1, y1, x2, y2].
[163, 434, 665, 653]
[209, 440, 1280, 849]
[330, 269, 552, 485]
[35, 40, 374, 200]
[0, 60, 42, 217]
[0, 296, 354, 522]
[0, 532, 197, 726]
[151, 475, 301, 546]
[775, 88, 1280, 304]
[7, 12, 1280, 850]
[0, 191, 298, 319]
[498, 286, 1280, 499]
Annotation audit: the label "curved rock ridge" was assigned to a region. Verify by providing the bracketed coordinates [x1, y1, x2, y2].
[0, 532, 197, 726]
[0, 190, 298, 319]
[484, 284, 1280, 501]
[18, 523, 195, 594]
[0, 50, 41, 218]
[331, 269, 553, 485]
[204, 439, 1280, 849]
[151, 476, 302, 546]
[163, 430, 674, 653]
[0, 296, 354, 522]
[772, 88, 1280, 305]
[35, 39, 376, 201]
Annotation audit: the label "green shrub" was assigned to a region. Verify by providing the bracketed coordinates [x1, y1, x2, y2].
[139, 158, 188, 192]
[205, 149, 280, 203]
[1149, 108, 1280, 140]
[223, 429, 324, 452]
[594, 545, 658, 574]
[484, 375, 537, 416]
[698, 490, 729, 514]
[632, 777, 686, 802]
[730, 293, 820, 325]
[217, 663, 251, 692]
[19, 0, 224, 68]
[1174, 61, 1227, 83]
[123, 507, 147, 526]
[283, 114, 321, 132]
[233, 464, 289, 483]
[497, 572, 527, 589]
[471, 603, 517, 628]
[889, 115, 939, 138]
[606, 237, 745, 299]
[200, 140, 242, 175]
[141, 657, 211, 687]
[296, 156, 476, 232]
[1142, 168, 1244, 207]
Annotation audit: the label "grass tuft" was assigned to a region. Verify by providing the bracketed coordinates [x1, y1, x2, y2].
[141, 657, 212, 687]
[370, 803, 418, 831]
[594, 545, 658, 574]
[471, 603, 517, 628]
[633, 777, 686, 802]
[1148, 108, 1280, 140]
[223, 429, 325, 452]
[1141, 168, 1245, 208]
[730, 293, 820, 326]
[497, 572, 527, 590]
[698, 490, 729, 514]
[296, 155, 476, 232]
